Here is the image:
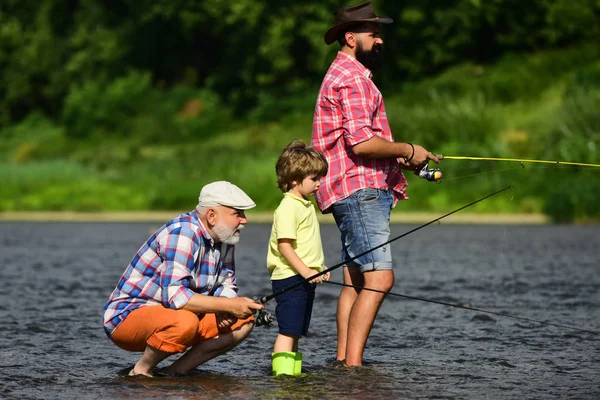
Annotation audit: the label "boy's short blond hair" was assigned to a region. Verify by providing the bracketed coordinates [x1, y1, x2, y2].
[276, 140, 328, 193]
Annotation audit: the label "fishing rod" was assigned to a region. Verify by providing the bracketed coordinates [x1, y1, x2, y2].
[444, 156, 600, 169]
[258, 185, 514, 305]
[416, 155, 600, 183]
[324, 281, 599, 335]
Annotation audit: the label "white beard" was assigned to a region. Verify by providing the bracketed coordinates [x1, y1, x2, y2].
[213, 221, 242, 245]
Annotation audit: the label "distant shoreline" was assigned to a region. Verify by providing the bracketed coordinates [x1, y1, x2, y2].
[0, 211, 550, 224]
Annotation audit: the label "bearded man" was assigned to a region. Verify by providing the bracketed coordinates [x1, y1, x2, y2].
[311, 1, 443, 367]
[103, 181, 263, 377]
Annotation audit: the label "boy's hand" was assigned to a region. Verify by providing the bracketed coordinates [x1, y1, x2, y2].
[305, 268, 329, 284]
[304, 269, 321, 284]
[320, 266, 330, 282]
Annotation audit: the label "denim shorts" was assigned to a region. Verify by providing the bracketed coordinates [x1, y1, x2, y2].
[271, 275, 316, 337]
[331, 188, 393, 273]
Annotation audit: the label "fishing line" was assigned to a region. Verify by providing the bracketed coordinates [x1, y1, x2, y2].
[441, 163, 595, 182]
[258, 185, 514, 304]
[415, 157, 595, 184]
[441, 166, 525, 182]
[324, 281, 599, 335]
[444, 155, 600, 169]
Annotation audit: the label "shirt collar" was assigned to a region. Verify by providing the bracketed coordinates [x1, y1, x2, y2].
[337, 51, 372, 79]
[192, 209, 216, 246]
[284, 192, 312, 206]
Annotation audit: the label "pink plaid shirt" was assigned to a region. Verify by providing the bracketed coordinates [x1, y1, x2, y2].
[311, 51, 408, 212]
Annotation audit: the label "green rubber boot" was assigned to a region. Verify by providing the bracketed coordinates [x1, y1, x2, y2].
[294, 352, 302, 375]
[272, 352, 297, 376]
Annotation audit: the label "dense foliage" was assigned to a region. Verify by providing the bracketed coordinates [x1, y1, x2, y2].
[1, 0, 599, 222]
[1, 0, 598, 124]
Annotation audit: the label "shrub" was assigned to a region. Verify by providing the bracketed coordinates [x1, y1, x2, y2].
[543, 176, 600, 223]
[386, 92, 501, 151]
[0, 112, 65, 162]
[62, 71, 234, 143]
[542, 88, 599, 163]
[62, 70, 156, 139]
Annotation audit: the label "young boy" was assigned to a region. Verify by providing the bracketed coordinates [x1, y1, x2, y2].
[266, 140, 331, 376]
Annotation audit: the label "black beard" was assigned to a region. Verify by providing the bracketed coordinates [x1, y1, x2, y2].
[356, 42, 383, 71]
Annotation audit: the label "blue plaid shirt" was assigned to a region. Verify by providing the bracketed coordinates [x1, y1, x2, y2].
[103, 210, 238, 336]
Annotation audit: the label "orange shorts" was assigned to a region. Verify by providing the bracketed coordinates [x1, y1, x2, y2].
[110, 305, 255, 353]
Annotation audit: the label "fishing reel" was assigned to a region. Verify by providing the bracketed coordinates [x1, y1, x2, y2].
[255, 309, 275, 327]
[415, 162, 443, 182]
[252, 296, 274, 327]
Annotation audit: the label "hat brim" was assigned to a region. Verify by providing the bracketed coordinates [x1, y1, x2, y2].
[324, 16, 393, 45]
[198, 201, 256, 210]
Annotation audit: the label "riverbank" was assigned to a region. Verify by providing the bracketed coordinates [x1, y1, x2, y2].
[0, 211, 550, 224]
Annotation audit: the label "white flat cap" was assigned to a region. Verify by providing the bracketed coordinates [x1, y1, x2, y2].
[198, 181, 256, 210]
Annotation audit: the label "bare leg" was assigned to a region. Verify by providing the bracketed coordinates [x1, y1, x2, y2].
[336, 266, 363, 361]
[130, 346, 171, 377]
[274, 334, 299, 353]
[345, 269, 394, 366]
[164, 321, 254, 375]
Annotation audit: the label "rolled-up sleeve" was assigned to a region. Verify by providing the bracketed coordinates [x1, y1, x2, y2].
[340, 76, 377, 146]
[158, 226, 199, 309]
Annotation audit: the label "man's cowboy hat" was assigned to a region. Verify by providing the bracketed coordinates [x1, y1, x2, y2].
[324, 1, 393, 45]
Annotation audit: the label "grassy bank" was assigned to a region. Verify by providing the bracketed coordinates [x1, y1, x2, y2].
[1, 43, 598, 222]
[0, 210, 549, 225]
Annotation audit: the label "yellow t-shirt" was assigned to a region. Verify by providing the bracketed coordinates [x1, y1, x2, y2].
[266, 192, 324, 280]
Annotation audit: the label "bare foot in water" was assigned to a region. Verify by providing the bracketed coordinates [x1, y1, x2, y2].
[128, 367, 153, 377]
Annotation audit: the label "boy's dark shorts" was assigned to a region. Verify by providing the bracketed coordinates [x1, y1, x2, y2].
[271, 275, 316, 337]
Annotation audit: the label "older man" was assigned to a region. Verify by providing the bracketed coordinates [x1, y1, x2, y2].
[312, 1, 442, 367]
[103, 181, 263, 377]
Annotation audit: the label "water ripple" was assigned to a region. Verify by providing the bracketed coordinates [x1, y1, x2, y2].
[0, 222, 598, 399]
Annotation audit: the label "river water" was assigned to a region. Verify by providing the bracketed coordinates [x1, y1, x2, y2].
[1, 221, 599, 399]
